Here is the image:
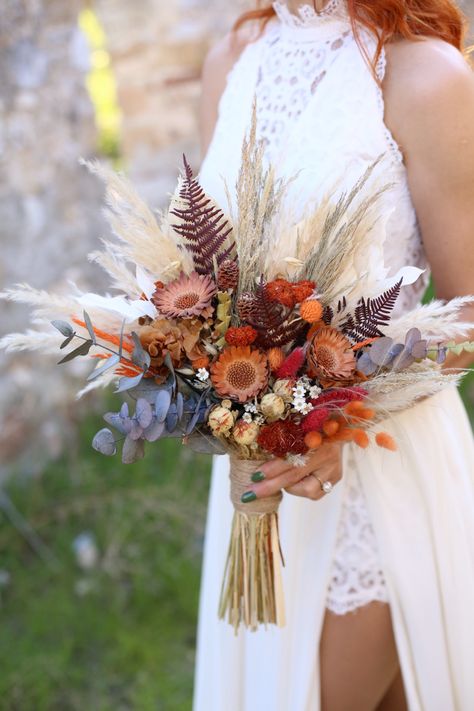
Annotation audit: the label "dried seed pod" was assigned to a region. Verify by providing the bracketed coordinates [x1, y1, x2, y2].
[217, 259, 240, 291]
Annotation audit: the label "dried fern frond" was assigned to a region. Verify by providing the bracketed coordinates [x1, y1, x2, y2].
[247, 279, 306, 348]
[168, 155, 235, 275]
[386, 296, 474, 342]
[83, 159, 191, 284]
[340, 279, 402, 341]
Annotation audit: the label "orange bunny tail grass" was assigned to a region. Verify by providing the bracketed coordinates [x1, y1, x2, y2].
[375, 432, 398, 451]
[357, 407, 376, 421]
[322, 419, 339, 437]
[344, 400, 367, 417]
[353, 429, 370, 449]
[72, 317, 134, 353]
[304, 431, 323, 449]
[331, 426, 355, 442]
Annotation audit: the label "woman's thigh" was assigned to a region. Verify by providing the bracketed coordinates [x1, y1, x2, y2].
[319, 602, 407, 711]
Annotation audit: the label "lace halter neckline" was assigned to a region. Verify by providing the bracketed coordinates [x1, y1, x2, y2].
[272, 0, 348, 27]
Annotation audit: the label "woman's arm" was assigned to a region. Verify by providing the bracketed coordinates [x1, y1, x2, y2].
[384, 38, 474, 370]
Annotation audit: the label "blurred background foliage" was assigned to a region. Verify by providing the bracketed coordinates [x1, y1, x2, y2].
[0, 2, 473, 710]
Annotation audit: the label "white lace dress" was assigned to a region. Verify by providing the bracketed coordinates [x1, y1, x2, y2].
[194, 3, 474, 709]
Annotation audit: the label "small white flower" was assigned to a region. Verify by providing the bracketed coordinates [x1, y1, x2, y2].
[309, 385, 322, 399]
[286, 453, 308, 468]
[255, 415, 265, 425]
[293, 385, 306, 398]
[242, 412, 253, 424]
[299, 402, 314, 415]
[244, 402, 258, 414]
[197, 368, 210, 382]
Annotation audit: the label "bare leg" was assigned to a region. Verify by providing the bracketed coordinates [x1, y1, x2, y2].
[320, 602, 407, 711]
[376, 669, 408, 711]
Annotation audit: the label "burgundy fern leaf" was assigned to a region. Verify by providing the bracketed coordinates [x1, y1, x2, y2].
[247, 278, 307, 348]
[341, 279, 402, 341]
[171, 155, 236, 275]
[322, 305, 334, 325]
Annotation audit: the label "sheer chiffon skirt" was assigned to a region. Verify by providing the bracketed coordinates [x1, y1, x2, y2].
[193, 388, 474, 711]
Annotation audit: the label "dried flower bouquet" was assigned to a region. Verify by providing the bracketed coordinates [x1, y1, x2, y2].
[2, 112, 473, 632]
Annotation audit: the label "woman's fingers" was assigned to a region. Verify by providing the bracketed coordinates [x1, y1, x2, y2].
[247, 466, 308, 500]
[285, 474, 325, 501]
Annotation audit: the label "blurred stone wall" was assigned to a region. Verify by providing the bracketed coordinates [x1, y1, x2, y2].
[0, 0, 107, 475]
[94, 0, 248, 203]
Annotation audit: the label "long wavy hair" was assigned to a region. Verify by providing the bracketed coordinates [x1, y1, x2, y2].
[233, 0, 469, 73]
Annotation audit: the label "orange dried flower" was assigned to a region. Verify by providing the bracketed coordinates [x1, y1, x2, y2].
[292, 280, 315, 303]
[210, 346, 268, 403]
[225, 326, 258, 347]
[323, 420, 340, 437]
[153, 271, 216, 319]
[265, 279, 295, 309]
[357, 407, 375, 420]
[308, 327, 356, 382]
[300, 299, 323, 324]
[375, 432, 397, 451]
[267, 347, 285, 372]
[353, 429, 370, 448]
[304, 431, 323, 449]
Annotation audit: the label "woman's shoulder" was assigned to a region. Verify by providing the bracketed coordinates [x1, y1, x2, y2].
[384, 36, 472, 106]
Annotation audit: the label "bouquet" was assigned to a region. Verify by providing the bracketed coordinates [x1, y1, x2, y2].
[2, 115, 473, 632]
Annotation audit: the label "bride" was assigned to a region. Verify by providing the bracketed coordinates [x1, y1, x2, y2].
[193, 1, 474, 709]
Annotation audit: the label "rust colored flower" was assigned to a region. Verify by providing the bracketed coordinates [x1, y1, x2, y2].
[292, 280, 315, 303]
[308, 327, 356, 382]
[152, 271, 216, 319]
[257, 420, 308, 458]
[211, 346, 268, 403]
[300, 299, 323, 324]
[225, 326, 258, 347]
[265, 279, 295, 309]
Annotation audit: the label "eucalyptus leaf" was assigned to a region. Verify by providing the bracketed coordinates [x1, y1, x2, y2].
[404, 328, 422, 351]
[136, 398, 153, 429]
[410, 340, 428, 359]
[369, 337, 394, 366]
[92, 428, 117, 456]
[51, 320, 74, 337]
[120, 402, 129, 418]
[87, 353, 120, 381]
[122, 435, 145, 464]
[60, 334, 75, 350]
[356, 352, 377, 376]
[129, 421, 144, 441]
[185, 389, 210, 435]
[103, 412, 131, 436]
[143, 418, 166, 442]
[155, 389, 172, 423]
[83, 310, 97, 344]
[58, 339, 94, 364]
[131, 331, 151, 371]
[118, 319, 125, 360]
[166, 404, 179, 433]
[115, 372, 144, 393]
[176, 392, 184, 421]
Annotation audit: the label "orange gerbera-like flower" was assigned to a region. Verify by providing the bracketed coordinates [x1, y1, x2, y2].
[211, 346, 268, 403]
[308, 327, 356, 382]
[152, 271, 216, 319]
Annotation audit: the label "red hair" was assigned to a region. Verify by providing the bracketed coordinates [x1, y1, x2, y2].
[234, 0, 469, 73]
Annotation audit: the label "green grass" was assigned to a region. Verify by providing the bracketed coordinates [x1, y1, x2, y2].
[0, 409, 211, 711]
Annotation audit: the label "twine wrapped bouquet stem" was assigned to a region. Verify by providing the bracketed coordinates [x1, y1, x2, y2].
[218, 456, 286, 632]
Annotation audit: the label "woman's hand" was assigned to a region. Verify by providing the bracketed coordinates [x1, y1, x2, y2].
[241, 444, 343, 504]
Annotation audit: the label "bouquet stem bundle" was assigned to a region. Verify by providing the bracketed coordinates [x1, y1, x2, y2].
[219, 456, 285, 632]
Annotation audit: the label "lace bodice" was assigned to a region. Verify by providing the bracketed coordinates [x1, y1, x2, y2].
[199, 0, 430, 313]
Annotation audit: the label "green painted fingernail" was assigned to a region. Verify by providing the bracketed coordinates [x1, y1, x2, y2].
[251, 471, 265, 482]
[241, 491, 257, 504]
